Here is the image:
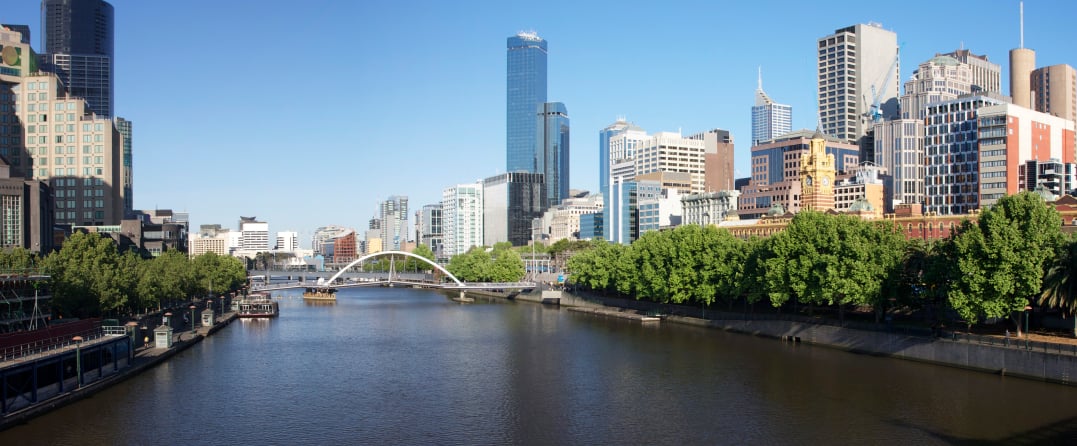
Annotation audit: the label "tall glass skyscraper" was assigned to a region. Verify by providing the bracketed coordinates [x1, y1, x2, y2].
[41, 0, 115, 118]
[751, 70, 792, 146]
[536, 102, 568, 209]
[506, 32, 547, 173]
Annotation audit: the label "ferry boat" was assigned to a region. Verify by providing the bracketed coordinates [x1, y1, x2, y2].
[236, 293, 279, 318]
[302, 287, 337, 302]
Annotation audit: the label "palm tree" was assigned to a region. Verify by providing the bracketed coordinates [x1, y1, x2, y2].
[1039, 238, 1077, 337]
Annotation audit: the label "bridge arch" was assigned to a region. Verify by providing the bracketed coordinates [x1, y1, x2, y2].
[325, 251, 462, 287]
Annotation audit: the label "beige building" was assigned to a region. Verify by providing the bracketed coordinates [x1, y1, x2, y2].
[189, 232, 229, 258]
[687, 129, 735, 192]
[1, 27, 123, 227]
[937, 48, 1001, 94]
[633, 131, 707, 194]
[900, 55, 972, 120]
[1032, 64, 1077, 123]
[817, 23, 899, 143]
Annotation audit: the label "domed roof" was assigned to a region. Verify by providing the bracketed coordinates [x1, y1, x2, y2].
[1034, 184, 1058, 202]
[811, 127, 826, 140]
[766, 202, 786, 216]
[848, 196, 875, 213]
[928, 55, 960, 66]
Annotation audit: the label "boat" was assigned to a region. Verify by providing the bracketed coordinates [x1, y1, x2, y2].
[236, 293, 279, 318]
[303, 287, 337, 302]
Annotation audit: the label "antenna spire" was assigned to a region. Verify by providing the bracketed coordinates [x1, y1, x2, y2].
[1020, 1, 1025, 49]
[757, 66, 762, 90]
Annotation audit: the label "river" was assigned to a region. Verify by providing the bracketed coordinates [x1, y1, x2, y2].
[2, 287, 1076, 445]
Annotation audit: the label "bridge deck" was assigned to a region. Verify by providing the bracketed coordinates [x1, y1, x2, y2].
[251, 279, 535, 292]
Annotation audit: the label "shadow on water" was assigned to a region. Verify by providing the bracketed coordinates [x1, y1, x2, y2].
[888, 415, 1077, 445]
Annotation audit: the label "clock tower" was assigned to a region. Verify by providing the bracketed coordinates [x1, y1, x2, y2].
[801, 129, 836, 211]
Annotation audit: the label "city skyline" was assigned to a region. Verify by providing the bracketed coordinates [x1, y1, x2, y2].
[5, 1, 1077, 245]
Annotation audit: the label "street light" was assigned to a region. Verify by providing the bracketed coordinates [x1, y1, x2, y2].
[72, 336, 83, 389]
[189, 305, 197, 332]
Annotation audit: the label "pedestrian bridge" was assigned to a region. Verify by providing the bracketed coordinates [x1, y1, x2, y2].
[249, 250, 535, 294]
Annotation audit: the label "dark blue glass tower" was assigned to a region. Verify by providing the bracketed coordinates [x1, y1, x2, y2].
[537, 102, 568, 209]
[506, 32, 547, 173]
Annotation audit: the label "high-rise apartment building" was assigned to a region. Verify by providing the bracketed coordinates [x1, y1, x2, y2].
[379, 195, 408, 251]
[937, 48, 1001, 94]
[441, 182, 483, 258]
[483, 172, 544, 247]
[817, 23, 899, 144]
[238, 216, 269, 252]
[923, 95, 1006, 215]
[872, 119, 924, 211]
[536, 102, 568, 208]
[599, 119, 646, 241]
[506, 31, 547, 173]
[41, 0, 114, 119]
[1031, 64, 1077, 122]
[751, 71, 792, 146]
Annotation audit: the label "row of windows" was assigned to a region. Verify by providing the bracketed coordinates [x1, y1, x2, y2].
[54, 211, 105, 221]
[55, 189, 105, 197]
[36, 156, 105, 165]
[37, 167, 104, 176]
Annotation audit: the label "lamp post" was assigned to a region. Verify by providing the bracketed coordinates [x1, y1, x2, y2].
[206, 299, 213, 324]
[1024, 305, 1032, 350]
[189, 305, 197, 332]
[72, 336, 83, 389]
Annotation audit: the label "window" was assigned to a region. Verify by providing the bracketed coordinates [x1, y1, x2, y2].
[83, 145, 91, 154]
[94, 123, 103, 131]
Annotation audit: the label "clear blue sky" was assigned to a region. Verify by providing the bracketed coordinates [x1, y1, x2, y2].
[5, 0, 1077, 247]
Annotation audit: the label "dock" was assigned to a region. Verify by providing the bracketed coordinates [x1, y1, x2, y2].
[567, 307, 661, 323]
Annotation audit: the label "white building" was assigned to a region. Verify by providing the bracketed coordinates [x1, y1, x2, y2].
[752, 70, 792, 146]
[538, 193, 603, 244]
[238, 217, 269, 252]
[441, 182, 483, 258]
[634, 131, 707, 194]
[872, 119, 924, 211]
[681, 190, 740, 226]
[900, 55, 973, 120]
[189, 231, 229, 258]
[276, 231, 299, 252]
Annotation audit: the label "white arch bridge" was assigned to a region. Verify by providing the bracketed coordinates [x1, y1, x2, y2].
[249, 251, 536, 295]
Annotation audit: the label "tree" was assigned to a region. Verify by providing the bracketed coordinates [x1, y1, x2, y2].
[0, 247, 41, 273]
[1039, 236, 1077, 336]
[44, 231, 122, 318]
[405, 244, 436, 272]
[948, 192, 1064, 334]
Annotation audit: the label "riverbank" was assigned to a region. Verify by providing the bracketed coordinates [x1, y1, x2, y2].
[0, 312, 238, 431]
[508, 288, 1077, 386]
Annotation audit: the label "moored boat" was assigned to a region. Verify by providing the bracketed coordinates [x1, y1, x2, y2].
[236, 293, 279, 318]
[302, 287, 337, 302]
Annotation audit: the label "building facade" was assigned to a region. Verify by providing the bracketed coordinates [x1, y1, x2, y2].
[923, 95, 1006, 215]
[441, 182, 483, 258]
[600, 119, 646, 242]
[415, 204, 443, 260]
[506, 32, 547, 173]
[976, 103, 1076, 207]
[751, 71, 792, 146]
[634, 131, 707, 194]
[681, 190, 740, 226]
[536, 102, 568, 208]
[115, 116, 131, 217]
[1031, 64, 1077, 122]
[238, 217, 269, 252]
[483, 171, 544, 247]
[817, 23, 899, 144]
[41, 0, 114, 119]
[900, 55, 972, 120]
[937, 48, 1001, 94]
[0, 158, 53, 253]
[872, 119, 924, 211]
[276, 231, 298, 252]
[379, 195, 408, 252]
[689, 128, 736, 193]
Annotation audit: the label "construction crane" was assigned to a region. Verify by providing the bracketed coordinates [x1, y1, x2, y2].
[864, 44, 902, 123]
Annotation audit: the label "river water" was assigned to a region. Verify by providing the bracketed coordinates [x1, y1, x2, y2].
[2, 287, 1076, 445]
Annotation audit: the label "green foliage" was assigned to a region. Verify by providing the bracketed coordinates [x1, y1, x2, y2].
[405, 244, 437, 272]
[947, 192, 1064, 327]
[1039, 235, 1077, 317]
[0, 247, 42, 273]
[446, 244, 526, 282]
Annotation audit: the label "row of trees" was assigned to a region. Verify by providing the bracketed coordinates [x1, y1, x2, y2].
[0, 232, 248, 319]
[567, 192, 1077, 335]
[446, 242, 526, 282]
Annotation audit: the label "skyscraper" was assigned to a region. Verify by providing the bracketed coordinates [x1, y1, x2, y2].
[41, 0, 114, 118]
[506, 32, 547, 173]
[115, 116, 132, 217]
[379, 195, 408, 252]
[441, 183, 483, 258]
[536, 102, 568, 208]
[817, 23, 899, 144]
[483, 172, 544, 247]
[599, 119, 647, 242]
[751, 69, 792, 146]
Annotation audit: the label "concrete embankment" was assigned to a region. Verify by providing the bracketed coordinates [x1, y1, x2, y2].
[507, 289, 1077, 386]
[0, 312, 238, 430]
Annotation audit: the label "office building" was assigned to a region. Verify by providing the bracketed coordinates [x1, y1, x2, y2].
[900, 55, 972, 120]
[1020, 159, 1076, 198]
[872, 119, 924, 211]
[937, 48, 1001, 94]
[751, 70, 792, 146]
[0, 157, 53, 253]
[483, 172, 544, 247]
[535, 192, 602, 244]
[276, 231, 298, 252]
[441, 182, 483, 258]
[634, 131, 707, 194]
[688, 128, 736, 192]
[115, 116, 131, 217]
[638, 186, 681, 234]
[976, 103, 1075, 207]
[923, 95, 1006, 215]
[599, 119, 646, 241]
[41, 0, 115, 119]
[681, 190, 740, 226]
[817, 23, 899, 144]
[578, 212, 602, 240]
[415, 204, 443, 260]
[536, 102, 569, 208]
[738, 130, 859, 219]
[379, 195, 408, 251]
[238, 216, 269, 252]
[506, 31, 547, 173]
[189, 230, 229, 258]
